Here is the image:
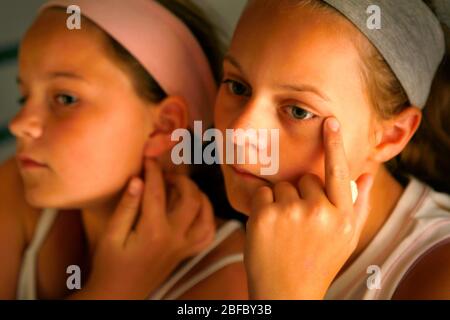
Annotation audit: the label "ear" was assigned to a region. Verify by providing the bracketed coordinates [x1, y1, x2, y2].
[144, 96, 189, 158]
[370, 106, 422, 163]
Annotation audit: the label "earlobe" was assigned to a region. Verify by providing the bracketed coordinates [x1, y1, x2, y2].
[144, 96, 189, 158]
[371, 107, 422, 163]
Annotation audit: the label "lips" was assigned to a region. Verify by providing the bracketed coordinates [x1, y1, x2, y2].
[17, 155, 47, 168]
[229, 165, 271, 183]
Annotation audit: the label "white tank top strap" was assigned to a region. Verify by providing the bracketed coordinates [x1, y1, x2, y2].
[164, 253, 244, 300]
[149, 219, 244, 300]
[17, 208, 59, 300]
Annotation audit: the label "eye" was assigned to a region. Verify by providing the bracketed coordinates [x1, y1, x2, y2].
[284, 105, 316, 121]
[17, 96, 27, 106]
[222, 79, 251, 97]
[55, 93, 78, 106]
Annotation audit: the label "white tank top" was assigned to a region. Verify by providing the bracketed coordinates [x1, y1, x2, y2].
[16, 210, 244, 300]
[325, 176, 450, 299]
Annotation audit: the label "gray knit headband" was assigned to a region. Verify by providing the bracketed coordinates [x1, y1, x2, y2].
[322, 0, 448, 109]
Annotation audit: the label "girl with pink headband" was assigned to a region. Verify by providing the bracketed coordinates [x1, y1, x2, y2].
[0, 0, 247, 299]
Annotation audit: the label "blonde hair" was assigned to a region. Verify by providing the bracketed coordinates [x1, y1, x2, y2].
[292, 0, 450, 193]
[353, 3, 450, 194]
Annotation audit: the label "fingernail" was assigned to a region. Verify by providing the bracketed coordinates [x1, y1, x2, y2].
[328, 118, 340, 132]
[129, 178, 142, 196]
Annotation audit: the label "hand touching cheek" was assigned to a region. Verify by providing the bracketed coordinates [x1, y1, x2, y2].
[244, 117, 374, 300]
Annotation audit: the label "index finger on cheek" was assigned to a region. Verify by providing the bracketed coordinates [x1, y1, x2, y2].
[323, 117, 353, 210]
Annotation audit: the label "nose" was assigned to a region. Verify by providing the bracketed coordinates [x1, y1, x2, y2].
[8, 103, 44, 140]
[230, 99, 276, 138]
[229, 97, 274, 148]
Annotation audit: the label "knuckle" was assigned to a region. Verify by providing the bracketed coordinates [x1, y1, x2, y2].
[329, 164, 349, 180]
[308, 202, 325, 216]
[337, 216, 355, 237]
[328, 138, 342, 149]
[253, 205, 278, 226]
[283, 202, 302, 221]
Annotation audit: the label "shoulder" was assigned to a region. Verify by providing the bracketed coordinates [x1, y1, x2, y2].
[392, 183, 450, 300]
[168, 217, 248, 299]
[393, 241, 450, 299]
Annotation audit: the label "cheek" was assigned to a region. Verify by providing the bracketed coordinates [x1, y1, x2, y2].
[214, 91, 233, 130]
[275, 125, 324, 183]
[43, 106, 149, 204]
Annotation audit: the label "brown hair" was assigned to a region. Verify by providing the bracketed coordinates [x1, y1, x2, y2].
[294, 0, 450, 194]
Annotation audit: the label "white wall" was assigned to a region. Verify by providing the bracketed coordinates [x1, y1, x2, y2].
[0, 0, 247, 163]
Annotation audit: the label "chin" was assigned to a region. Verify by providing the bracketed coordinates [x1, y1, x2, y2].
[24, 192, 56, 209]
[223, 179, 252, 216]
[221, 165, 272, 216]
[23, 188, 79, 210]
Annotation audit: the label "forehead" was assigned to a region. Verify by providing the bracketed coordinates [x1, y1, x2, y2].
[227, 1, 365, 95]
[19, 9, 108, 73]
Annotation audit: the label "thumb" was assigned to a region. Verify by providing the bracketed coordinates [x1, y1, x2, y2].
[353, 173, 374, 233]
[105, 177, 143, 245]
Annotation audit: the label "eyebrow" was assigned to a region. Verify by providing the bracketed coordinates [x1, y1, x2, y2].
[16, 71, 88, 84]
[223, 53, 247, 77]
[276, 83, 331, 102]
[224, 54, 331, 102]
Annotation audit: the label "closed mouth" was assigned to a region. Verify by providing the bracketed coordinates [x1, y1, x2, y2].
[17, 155, 47, 169]
[229, 165, 271, 183]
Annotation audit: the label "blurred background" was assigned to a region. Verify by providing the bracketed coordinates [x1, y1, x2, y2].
[0, 0, 247, 163]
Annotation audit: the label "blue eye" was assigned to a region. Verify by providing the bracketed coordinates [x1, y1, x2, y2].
[223, 79, 250, 97]
[55, 94, 78, 106]
[286, 105, 316, 120]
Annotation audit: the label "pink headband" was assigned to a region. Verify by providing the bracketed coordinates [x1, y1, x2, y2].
[39, 0, 217, 128]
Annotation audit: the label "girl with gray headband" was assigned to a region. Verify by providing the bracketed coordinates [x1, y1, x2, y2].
[214, 0, 450, 299]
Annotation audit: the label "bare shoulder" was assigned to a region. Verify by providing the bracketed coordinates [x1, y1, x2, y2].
[393, 241, 450, 300]
[0, 157, 37, 299]
[170, 217, 248, 300]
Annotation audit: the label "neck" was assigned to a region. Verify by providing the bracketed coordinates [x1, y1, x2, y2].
[337, 165, 405, 277]
[81, 191, 123, 261]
